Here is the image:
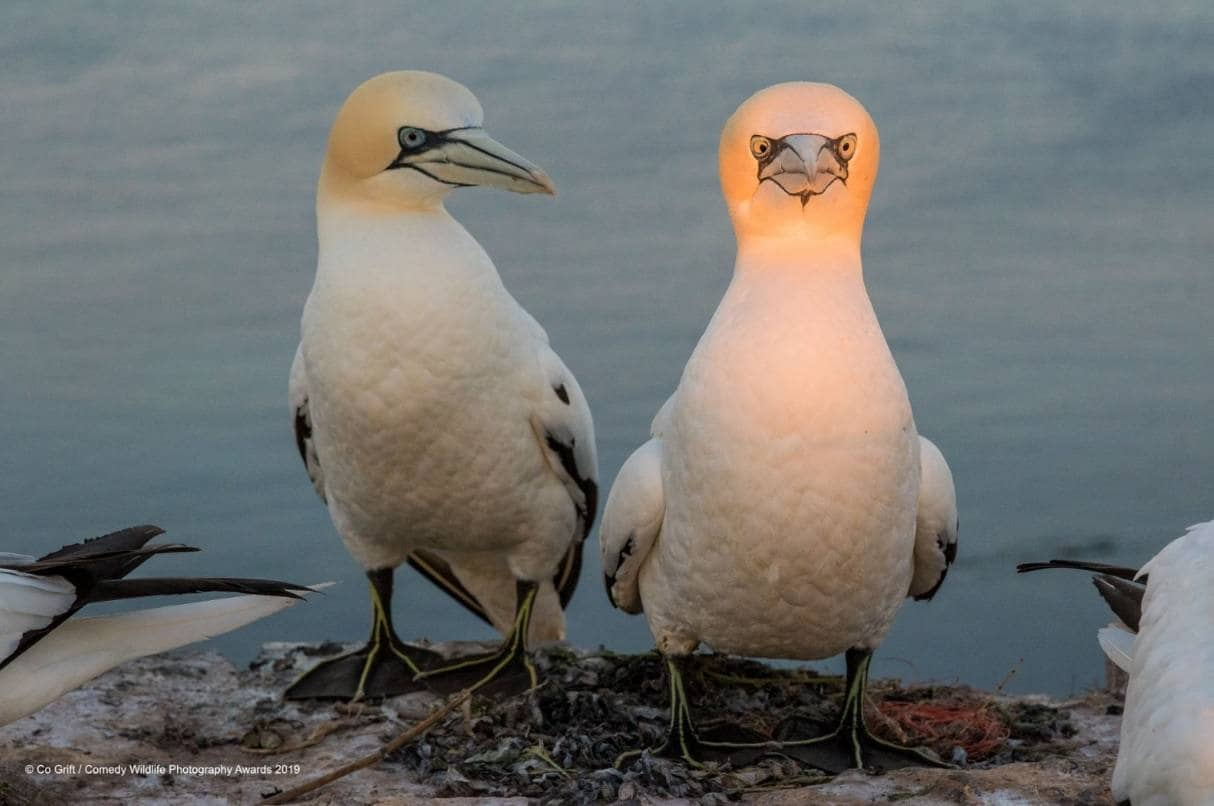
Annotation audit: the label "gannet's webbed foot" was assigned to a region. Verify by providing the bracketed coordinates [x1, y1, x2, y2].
[771, 648, 949, 773]
[412, 580, 539, 699]
[772, 717, 946, 774]
[283, 636, 437, 700]
[615, 655, 772, 769]
[285, 568, 440, 701]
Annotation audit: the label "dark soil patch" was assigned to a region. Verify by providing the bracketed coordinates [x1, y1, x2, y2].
[281, 646, 1082, 804]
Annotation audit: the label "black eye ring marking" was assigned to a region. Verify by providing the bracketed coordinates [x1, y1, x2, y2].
[751, 131, 858, 207]
[832, 133, 857, 162]
[750, 135, 773, 159]
[385, 126, 479, 186]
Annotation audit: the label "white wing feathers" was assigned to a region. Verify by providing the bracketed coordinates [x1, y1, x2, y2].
[601, 439, 665, 614]
[0, 588, 320, 727]
[1098, 622, 1135, 673]
[908, 436, 959, 601]
[650, 393, 676, 438]
[0, 569, 76, 661]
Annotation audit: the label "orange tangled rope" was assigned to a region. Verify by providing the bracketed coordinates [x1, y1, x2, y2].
[877, 698, 1010, 761]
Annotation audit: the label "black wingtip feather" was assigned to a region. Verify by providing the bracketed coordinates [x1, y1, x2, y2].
[555, 539, 584, 610]
[582, 479, 599, 540]
[1016, 558, 1140, 580]
[89, 577, 310, 602]
[1092, 574, 1145, 632]
[36, 525, 167, 563]
[406, 554, 495, 628]
[17, 543, 198, 574]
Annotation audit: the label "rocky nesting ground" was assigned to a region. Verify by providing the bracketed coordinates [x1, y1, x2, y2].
[0, 643, 1122, 804]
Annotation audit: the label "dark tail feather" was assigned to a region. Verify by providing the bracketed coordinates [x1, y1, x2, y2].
[406, 552, 493, 627]
[1016, 559, 1140, 580]
[89, 577, 310, 602]
[1093, 574, 1145, 632]
[28, 526, 194, 586]
[35, 525, 167, 563]
[554, 539, 584, 610]
[16, 544, 198, 574]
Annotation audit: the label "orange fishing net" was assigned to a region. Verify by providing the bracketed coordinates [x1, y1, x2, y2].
[876, 698, 1010, 761]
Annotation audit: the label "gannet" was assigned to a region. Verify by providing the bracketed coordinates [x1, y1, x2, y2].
[1019, 521, 1214, 806]
[601, 82, 957, 771]
[0, 525, 314, 726]
[285, 71, 597, 701]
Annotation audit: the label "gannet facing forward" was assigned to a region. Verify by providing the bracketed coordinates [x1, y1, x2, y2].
[0, 525, 313, 726]
[601, 83, 957, 771]
[1019, 521, 1214, 806]
[286, 72, 597, 701]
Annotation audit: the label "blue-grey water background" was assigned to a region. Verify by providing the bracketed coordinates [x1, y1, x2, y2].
[2, 2, 1211, 697]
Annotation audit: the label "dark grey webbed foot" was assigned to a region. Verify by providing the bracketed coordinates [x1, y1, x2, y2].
[615, 655, 775, 769]
[285, 567, 440, 701]
[413, 580, 540, 699]
[770, 648, 948, 773]
[284, 638, 439, 701]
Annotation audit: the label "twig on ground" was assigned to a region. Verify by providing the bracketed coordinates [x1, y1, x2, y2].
[262, 687, 473, 804]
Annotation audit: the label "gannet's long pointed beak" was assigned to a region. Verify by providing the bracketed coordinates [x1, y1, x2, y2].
[393, 127, 556, 196]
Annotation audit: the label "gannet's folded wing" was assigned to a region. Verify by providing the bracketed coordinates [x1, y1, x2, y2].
[290, 345, 325, 502]
[602, 439, 665, 614]
[908, 436, 958, 600]
[1097, 622, 1135, 673]
[529, 344, 599, 598]
[515, 342, 599, 639]
[530, 346, 598, 543]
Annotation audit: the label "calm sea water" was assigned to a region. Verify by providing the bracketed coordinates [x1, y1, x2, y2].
[2, 2, 1211, 696]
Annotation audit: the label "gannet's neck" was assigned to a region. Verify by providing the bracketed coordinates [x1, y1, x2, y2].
[316, 158, 449, 218]
[734, 233, 862, 278]
[317, 194, 453, 238]
[313, 191, 496, 297]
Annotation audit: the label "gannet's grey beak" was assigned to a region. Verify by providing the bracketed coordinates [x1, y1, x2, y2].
[392, 127, 556, 196]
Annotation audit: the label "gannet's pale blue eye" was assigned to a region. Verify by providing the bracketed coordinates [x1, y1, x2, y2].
[750, 135, 773, 159]
[398, 127, 427, 150]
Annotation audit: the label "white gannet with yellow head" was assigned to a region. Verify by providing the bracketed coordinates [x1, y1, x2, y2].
[601, 83, 957, 771]
[286, 71, 597, 701]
